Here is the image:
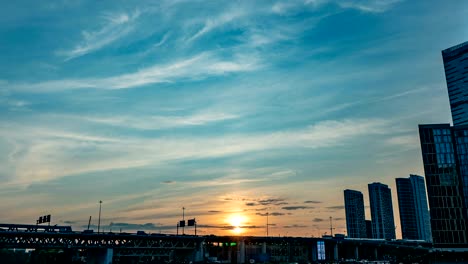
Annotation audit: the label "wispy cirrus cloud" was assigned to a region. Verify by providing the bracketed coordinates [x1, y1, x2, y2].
[186, 8, 246, 43]
[385, 134, 419, 147]
[59, 10, 141, 60]
[81, 111, 240, 130]
[187, 177, 265, 188]
[154, 32, 170, 48]
[13, 52, 261, 92]
[1, 118, 389, 184]
[273, 0, 402, 15]
[336, 0, 403, 13]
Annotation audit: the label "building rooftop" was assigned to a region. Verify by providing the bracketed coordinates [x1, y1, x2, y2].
[442, 40, 468, 54]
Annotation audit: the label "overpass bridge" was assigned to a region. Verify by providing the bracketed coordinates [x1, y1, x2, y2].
[0, 223, 450, 263]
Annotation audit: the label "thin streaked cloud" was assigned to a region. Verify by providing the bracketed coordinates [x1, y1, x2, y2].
[59, 10, 141, 60]
[12, 52, 261, 92]
[80, 111, 240, 130]
[273, 0, 403, 14]
[186, 8, 247, 43]
[336, 0, 403, 13]
[1, 118, 389, 184]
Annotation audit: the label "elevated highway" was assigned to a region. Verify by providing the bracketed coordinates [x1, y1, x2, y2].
[0, 223, 453, 263]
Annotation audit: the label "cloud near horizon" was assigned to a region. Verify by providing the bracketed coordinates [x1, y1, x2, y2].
[1, 118, 390, 184]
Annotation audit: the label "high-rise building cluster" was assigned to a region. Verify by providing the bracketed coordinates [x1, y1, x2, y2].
[344, 177, 430, 241]
[344, 182, 398, 240]
[344, 41, 468, 247]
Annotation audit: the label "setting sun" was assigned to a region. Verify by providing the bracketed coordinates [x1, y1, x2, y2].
[232, 227, 242, 234]
[227, 214, 248, 235]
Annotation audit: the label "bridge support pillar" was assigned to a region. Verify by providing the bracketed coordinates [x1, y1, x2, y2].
[104, 248, 113, 264]
[354, 246, 359, 260]
[262, 242, 266, 254]
[374, 247, 378, 260]
[237, 240, 245, 264]
[333, 243, 339, 261]
[87, 248, 113, 264]
[311, 242, 317, 261]
[194, 242, 204, 262]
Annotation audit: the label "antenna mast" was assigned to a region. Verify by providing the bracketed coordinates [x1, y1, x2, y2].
[87, 216, 92, 230]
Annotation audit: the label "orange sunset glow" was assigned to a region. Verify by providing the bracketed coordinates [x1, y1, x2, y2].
[227, 214, 248, 235]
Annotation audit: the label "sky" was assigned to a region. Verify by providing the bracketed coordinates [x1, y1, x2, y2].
[0, 0, 467, 237]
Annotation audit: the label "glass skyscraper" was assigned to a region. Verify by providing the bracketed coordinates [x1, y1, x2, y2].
[368, 182, 396, 239]
[416, 41, 468, 246]
[344, 189, 366, 238]
[442, 41, 468, 126]
[395, 175, 432, 241]
[418, 124, 468, 245]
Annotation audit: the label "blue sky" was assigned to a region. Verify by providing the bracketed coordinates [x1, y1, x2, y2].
[0, 0, 467, 236]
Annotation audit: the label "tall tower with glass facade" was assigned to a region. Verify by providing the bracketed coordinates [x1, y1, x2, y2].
[442, 41, 468, 126]
[344, 189, 367, 238]
[419, 124, 468, 245]
[395, 175, 432, 241]
[368, 182, 396, 239]
[417, 41, 468, 246]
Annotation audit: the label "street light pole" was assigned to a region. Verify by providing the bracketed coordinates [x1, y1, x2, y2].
[266, 212, 269, 237]
[98, 200, 102, 233]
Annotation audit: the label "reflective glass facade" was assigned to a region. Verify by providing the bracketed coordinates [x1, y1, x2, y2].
[442, 41, 468, 126]
[395, 175, 432, 241]
[344, 189, 366, 238]
[453, 126, 468, 210]
[418, 124, 468, 245]
[368, 182, 396, 239]
[396, 178, 417, 239]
